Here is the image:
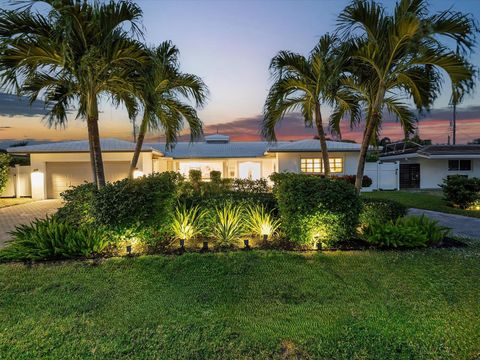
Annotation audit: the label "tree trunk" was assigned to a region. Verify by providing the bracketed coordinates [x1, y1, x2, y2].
[355, 86, 385, 192]
[314, 102, 330, 177]
[86, 93, 105, 189]
[129, 112, 149, 179]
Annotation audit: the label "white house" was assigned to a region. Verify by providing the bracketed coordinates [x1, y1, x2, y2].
[4, 135, 398, 199]
[380, 144, 480, 189]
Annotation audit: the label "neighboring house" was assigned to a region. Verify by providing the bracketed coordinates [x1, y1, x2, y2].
[5, 134, 396, 199]
[380, 144, 480, 189]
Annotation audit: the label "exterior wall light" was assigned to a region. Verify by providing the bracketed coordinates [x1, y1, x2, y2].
[30, 169, 44, 186]
[133, 168, 144, 179]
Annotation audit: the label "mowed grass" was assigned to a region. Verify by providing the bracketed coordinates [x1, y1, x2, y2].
[1, 245, 479, 359]
[363, 190, 480, 218]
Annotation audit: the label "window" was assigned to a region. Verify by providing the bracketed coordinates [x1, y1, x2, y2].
[300, 158, 343, 174]
[448, 159, 472, 171]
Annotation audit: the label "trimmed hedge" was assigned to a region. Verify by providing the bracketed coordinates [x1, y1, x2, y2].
[359, 198, 407, 228]
[271, 173, 361, 247]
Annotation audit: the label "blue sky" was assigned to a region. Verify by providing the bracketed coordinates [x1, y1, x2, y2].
[0, 0, 479, 144]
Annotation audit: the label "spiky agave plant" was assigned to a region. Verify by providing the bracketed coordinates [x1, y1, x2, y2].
[245, 205, 280, 240]
[171, 204, 206, 242]
[211, 203, 244, 247]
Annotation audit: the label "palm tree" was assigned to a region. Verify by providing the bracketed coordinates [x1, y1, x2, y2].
[0, 0, 146, 188]
[335, 0, 477, 191]
[129, 41, 208, 178]
[263, 34, 360, 177]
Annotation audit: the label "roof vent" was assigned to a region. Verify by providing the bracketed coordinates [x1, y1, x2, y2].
[205, 134, 230, 144]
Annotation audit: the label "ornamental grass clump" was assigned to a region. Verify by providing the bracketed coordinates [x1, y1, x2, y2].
[244, 205, 280, 240]
[171, 204, 206, 242]
[211, 203, 244, 248]
[0, 216, 110, 261]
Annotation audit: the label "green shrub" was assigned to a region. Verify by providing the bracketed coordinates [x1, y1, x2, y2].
[244, 204, 280, 240]
[231, 178, 270, 193]
[362, 215, 450, 248]
[92, 172, 180, 229]
[334, 175, 373, 188]
[211, 203, 244, 247]
[57, 182, 96, 225]
[271, 173, 361, 247]
[210, 170, 222, 183]
[171, 204, 206, 242]
[359, 198, 407, 227]
[0, 216, 109, 261]
[0, 153, 11, 194]
[440, 175, 480, 209]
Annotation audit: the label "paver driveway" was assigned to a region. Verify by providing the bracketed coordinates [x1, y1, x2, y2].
[409, 208, 480, 239]
[0, 200, 62, 247]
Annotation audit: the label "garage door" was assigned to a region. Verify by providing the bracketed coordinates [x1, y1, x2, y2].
[46, 161, 130, 198]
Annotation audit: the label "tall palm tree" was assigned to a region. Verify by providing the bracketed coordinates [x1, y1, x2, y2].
[263, 34, 359, 177]
[0, 0, 146, 188]
[129, 41, 208, 178]
[335, 0, 477, 191]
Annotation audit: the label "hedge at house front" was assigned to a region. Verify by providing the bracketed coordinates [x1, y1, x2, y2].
[440, 175, 480, 209]
[271, 173, 361, 247]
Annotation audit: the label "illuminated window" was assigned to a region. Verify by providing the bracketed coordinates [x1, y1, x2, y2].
[300, 158, 343, 174]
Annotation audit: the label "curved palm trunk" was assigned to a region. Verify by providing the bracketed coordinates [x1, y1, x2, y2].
[315, 102, 331, 177]
[129, 112, 149, 179]
[87, 94, 106, 188]
[355, 86, 385, 192]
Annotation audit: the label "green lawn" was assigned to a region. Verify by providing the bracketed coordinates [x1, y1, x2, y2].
[363, 190, 480, 218]
[1, 245, 479, 359]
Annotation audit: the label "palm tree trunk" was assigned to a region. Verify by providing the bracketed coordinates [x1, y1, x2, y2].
[355, 86, 385, 192]
[87, 93, 106, 188]
[315, 102, 330, 177]
[129, 112, 149, 179]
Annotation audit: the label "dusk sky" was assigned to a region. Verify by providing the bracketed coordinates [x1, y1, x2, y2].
[1, 0, 479, 146]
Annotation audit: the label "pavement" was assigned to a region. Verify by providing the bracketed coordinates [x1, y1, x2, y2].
[0, 200, 62, 247]
[409, 208, 480, 239]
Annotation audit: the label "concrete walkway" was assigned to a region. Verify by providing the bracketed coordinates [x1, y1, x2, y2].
[409, 208, 480, 239]
[0, 200, 62, 247]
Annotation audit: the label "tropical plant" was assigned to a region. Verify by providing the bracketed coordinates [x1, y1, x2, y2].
[263, 34, 360, 177]
[244, 205, 280, 240]
[128, 41, 208, 178]
[211, 203, 244, 247]
[0, 216, 110, 261]
[440, 175, 480, 209]
[171, 204, 206, 242]
[332, 0, 477, 191]
[0, 0, 147, 188]
[0, 153, 10, 194]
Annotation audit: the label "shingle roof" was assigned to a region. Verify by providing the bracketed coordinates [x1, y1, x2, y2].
[268, 139, 364, 152]
[418, 145, 480, 156]
[7, 138, 157, 153]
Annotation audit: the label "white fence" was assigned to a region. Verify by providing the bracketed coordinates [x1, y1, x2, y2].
[1, 165, 32, 198]
[363, 161, 399, 191]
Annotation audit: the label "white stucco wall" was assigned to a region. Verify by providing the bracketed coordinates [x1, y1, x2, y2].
[398, 158, 480, 188]
[276, 152, 359, 175]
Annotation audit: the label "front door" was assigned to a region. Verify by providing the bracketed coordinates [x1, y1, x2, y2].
[399, 163, 420, 189]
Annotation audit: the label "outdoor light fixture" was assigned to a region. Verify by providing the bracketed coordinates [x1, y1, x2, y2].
[179, 239, 185, 250]
[262, 234, 268, 242]
[30, 168, 44, 186]
[316, 242, 322, 251]
[243, 239, 250, 250]
[201, 241, 209, 252]
[126, 244, 132, 256]
[133, 168, 143, 179]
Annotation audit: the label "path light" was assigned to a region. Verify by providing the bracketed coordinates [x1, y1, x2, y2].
[133, 168, 143, 179]
[179, 239, 185, 251]
[243, 239, 250, 250]
[126, 244, 132, 256]
[201, 241, 209, 252]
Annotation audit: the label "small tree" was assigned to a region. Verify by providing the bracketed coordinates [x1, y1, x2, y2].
[0, 153, 11, 194]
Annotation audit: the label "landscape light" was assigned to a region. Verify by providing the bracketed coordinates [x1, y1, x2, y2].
[126, 244, 132, 256]
[133, 168, 143, 179]
[179, 239, 185, 250]
[244, 239, 250, 249]
[201, 241, 208, 252]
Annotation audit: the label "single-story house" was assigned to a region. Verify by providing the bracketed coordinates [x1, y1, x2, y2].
[5, 134, 397, 199]
[380, 144, 480, 189]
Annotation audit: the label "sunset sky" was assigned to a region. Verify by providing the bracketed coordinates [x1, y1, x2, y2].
[1, 0, 479, 146]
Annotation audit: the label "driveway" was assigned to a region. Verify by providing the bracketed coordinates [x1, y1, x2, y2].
[0, 200, 62, 247]
[409, 208, 480, 239]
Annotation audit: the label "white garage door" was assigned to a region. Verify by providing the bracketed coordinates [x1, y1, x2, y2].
[46, 161, 130, 198]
